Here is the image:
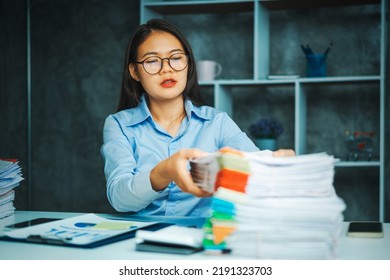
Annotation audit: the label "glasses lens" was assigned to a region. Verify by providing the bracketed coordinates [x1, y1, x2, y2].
[141, 54, 189, 74]
[169, 54, 188, 71]
[143, 57, 163, 74]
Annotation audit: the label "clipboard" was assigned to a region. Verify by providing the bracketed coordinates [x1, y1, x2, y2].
[0, 213, 171, 248]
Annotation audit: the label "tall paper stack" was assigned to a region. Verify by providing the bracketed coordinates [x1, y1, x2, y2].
[0, 159, 24, 219]
[190, 150, 346, 259]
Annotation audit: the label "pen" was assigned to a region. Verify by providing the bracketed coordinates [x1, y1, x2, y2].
[300, 44, 307, 54]
[301, 44, 314, 55]
[305, 44, 313, 55]
[324, 42, 333, 56]
[27, 234, 72, 245]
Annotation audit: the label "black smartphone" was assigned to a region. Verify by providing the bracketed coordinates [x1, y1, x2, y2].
[347, 221, 384, 238]
[5, 218, 60, 229]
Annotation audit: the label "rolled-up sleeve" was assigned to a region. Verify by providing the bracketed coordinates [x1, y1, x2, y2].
[101, 115, 161, 212]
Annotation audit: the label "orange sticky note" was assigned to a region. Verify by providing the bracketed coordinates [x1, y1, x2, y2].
[212, 225, 236, 244]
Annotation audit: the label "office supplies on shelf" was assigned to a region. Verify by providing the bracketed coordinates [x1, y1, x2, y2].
[345, 131, 374, 161]
[324, 42, 333, 56]
[301, 43, 332, 77]
[1, 213, 166, 248]
[300, 44, 313, 55]
[305, 53, 327, 77]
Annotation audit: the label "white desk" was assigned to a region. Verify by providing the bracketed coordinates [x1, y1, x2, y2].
[0, 211, 389, 260]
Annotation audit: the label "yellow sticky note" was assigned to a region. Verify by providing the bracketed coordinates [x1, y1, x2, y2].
[93, 222, 133, 230]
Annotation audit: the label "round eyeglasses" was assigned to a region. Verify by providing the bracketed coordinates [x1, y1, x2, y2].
[134, 53, 190, 75]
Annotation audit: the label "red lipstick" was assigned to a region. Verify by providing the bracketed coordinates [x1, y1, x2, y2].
[161, 79, 177, 88]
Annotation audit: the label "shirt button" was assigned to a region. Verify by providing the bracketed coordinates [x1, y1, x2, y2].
[168, 141, 178, 155]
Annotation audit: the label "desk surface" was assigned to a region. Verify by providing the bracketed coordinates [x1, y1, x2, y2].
[0, 211, 389, 260]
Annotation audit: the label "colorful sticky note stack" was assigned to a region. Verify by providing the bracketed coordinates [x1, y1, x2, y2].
[202, 188, 247, 254]
[190, 148, 251, 254]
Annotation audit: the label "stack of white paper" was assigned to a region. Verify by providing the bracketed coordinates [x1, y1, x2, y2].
[0, 159, 24, 219]
[225, 152, 346, 259]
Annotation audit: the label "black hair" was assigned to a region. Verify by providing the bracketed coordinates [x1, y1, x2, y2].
[117, 18, 204, 112]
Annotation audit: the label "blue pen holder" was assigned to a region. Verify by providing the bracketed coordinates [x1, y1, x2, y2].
[306, 53, 327, 77]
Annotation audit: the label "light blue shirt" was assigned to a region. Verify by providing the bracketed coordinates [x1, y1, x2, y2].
[101, 94, 259, 217]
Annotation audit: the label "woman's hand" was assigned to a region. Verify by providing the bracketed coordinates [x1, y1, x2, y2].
[150, 149, 212, 197]
[150, 148, 295, 197]
[272, 149, 296, 157]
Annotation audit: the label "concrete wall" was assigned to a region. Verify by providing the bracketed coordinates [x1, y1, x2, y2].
[1, 1, 389, 220]
[1, 0, 140, 213]
[1, 0, 29, 209]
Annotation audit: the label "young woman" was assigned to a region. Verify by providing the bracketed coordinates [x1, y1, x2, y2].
[101, 19, 294, 217]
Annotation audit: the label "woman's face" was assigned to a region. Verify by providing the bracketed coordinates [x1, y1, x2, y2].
[129, 31, 188, 103]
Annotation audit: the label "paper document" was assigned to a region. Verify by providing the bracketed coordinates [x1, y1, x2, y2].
[195, 149, 346, 259]
[136, 225, 204, 248]
[4, 213, 155, 246]
[0, 159, 23, 219]
[0, 160, 24, 195]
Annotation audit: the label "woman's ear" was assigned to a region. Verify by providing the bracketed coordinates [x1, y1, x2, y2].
[129, 63, 139, 81]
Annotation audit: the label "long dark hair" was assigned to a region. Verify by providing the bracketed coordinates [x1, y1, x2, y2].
[117, 19, 204, 112]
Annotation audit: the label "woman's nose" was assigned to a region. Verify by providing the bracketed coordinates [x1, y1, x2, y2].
[160, 58, 173, 73]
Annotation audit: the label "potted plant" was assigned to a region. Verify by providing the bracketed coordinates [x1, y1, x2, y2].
[248, 118, 284, 150]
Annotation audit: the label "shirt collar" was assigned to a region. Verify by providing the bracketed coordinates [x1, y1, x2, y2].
[124, 94, 151, 126]
[184, 98, 211, 121]
[125, 94, 211, 127]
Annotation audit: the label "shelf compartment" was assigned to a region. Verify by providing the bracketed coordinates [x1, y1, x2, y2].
[217, 84, 296, 150]
[334, 166, 380, 221]
[163, 12, 254, 80]
[303, 82, 380, 160]
[268, 4, 381, 78]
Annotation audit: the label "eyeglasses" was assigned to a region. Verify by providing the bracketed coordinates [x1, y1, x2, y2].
[134, 53, 189, 75]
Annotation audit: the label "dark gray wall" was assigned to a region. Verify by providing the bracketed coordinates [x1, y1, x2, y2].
[1, 0, 28, 209]
[29, 0, 140, 213]
[1, 1, 389, 220]
[1, 0, 140, 213]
